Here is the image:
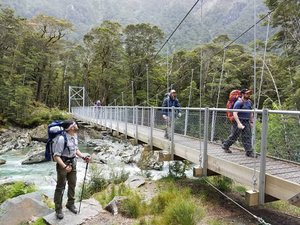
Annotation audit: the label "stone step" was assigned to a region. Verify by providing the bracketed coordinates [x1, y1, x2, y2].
[43, 198, 102, 225]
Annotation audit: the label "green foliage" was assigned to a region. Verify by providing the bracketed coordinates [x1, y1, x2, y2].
[149, 182, 191, 214]
[209, 176, 233, 192]
[168, 160, 189, 178]
[31, 218, 47, 225]
[161, 197, 204, 225]
[79, 165, 130, 199]
[0, 181, 36, 204]
[119, 193, 145, 218]
[94, 183, 132, 207]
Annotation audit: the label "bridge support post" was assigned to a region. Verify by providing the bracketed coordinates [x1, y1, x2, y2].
[125, 107, 128, 139]
[259, 108, 269, 205]
[170, 107, 175, 160]
[116, 106, 119, 135]
[202, 107, 209, 176]
[184, 109, 189, 136]
[135, 106, 138, 143]
[149, 107, 154, 150]
[110, 107, 113, 132]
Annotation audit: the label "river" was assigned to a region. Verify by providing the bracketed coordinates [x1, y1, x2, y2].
[0, 142, 170, 198]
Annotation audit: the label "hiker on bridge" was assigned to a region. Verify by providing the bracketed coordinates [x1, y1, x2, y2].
[162, 89, 181, 139]
[222, 88, 255, 157]
[52, 120, 91, 220]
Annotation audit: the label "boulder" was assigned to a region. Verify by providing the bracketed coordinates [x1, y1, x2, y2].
[29, 124, 47, 142]
[104, 196, 127, 215]
[125, 176, 145, 189]
[22, 150, 46, 164]
[137, 150, 163, 171]
[0, 159, 6, 165]
[0, 192, 53, 225]
[44, 198, 102, 225]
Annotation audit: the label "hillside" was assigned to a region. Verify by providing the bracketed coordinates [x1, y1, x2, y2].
[2, 0, 270, 48]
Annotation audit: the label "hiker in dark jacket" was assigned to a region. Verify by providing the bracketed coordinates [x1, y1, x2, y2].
[162, 89, 181, 139]
[53, 120, 91, 219]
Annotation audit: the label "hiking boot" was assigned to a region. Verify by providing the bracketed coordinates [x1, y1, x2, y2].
[164, 133, 169, 139]
[221, 145, 232, 153]
[246, 151, 257, 158]
[56, 209, 64, 219]
[66, 204, 78, 214]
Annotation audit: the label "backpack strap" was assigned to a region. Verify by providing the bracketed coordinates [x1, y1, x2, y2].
[61, 132, 70, 155]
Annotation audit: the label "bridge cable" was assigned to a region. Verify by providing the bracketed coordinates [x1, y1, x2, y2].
[203, 178, 271, 225]
[109, 1, 278, 107]
[107, 0, 202, 106]
[154, 0, 201, 59]
[211, 48, 227, 142]
[139, 10, 274, 108]
[257, 14, 271, 108]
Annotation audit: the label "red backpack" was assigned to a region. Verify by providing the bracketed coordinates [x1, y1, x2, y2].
[226, 90, 242, 122]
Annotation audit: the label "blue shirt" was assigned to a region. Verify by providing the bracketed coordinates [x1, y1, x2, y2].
[233, 99, 252, 120]
[53, 133, 78, 158]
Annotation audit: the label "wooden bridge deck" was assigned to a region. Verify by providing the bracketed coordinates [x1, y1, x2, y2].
[76, 116, 300, 205]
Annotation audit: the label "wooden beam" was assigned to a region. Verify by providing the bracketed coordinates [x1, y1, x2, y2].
[245, 190, 259, 206]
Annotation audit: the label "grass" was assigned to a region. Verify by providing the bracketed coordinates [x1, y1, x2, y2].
[264, 200, 300, 217]
[0, 181, 36, 204]
[30, 218, 47, 225]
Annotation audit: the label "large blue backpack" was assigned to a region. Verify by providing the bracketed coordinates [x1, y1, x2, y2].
[45, 121, 68, 161]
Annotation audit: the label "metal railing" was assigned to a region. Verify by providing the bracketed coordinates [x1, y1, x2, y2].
[72, 106, 300, 204]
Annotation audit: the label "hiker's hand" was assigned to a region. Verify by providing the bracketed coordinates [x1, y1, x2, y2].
[162, 115, 168, 120]
[65, 164, 72, 173]
[237, 123, 245, 129]
[178, 113, 182, 118]
[83, 156, 91, 163]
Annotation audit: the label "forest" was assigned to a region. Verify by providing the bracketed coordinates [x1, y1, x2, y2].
[0, 0, 299, 127]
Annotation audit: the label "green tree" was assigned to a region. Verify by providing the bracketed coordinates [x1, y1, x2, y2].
[124, 23, 164, 105]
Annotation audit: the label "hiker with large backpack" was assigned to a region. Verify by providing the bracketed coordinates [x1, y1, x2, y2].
[222, 88, 255, 157]
[52, 120, 91, 220]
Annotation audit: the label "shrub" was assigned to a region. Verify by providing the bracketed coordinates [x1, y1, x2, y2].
[161, 197, 204, 225]
[119, 193, 145, 218]
[209, 176, 233, 192]
[168, 160, 189, 178]
[149, 183, 190, 214]
[0, 181, 36, 204]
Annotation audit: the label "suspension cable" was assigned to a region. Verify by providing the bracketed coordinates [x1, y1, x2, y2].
[154, 0, 202, 59]
[204, 178, 271, 225]
[257, 14, 271, 107]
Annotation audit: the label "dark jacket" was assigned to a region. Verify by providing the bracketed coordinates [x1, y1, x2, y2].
[162, 96, 181, 116]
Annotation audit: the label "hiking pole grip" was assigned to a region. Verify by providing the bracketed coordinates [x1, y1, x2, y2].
[78, 162, 89, 214]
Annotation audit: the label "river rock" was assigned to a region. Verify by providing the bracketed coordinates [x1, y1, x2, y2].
[137, 150, 163, 171]
[104, 196, 127, 215]
[0, 192, 53, 225]
[124, 176, 145, 189]
[29, 124, 47, 142]
[0, 159, 6, 165]
[44, 198, 102, 225]
[22, 150, 46, 164]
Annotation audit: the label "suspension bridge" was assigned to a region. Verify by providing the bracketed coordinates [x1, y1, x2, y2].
[71, 105, 300, 208]
[66, 0, 300, 216]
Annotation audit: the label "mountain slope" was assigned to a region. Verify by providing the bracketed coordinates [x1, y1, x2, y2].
[2, 0, 270, 48]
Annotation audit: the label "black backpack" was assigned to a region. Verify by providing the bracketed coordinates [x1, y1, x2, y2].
[45, 121, 68, 161]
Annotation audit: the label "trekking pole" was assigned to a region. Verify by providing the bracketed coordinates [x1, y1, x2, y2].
[78, 162, 89, 214]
